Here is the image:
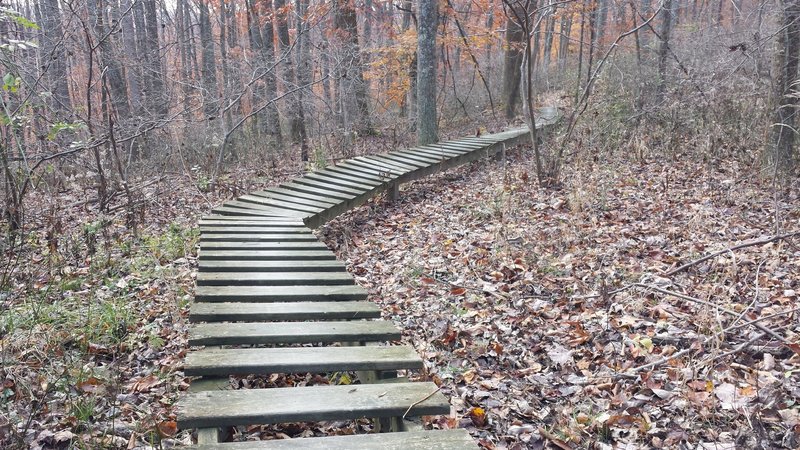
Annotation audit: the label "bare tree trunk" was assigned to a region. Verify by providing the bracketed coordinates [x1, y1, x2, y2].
[39, 0, 72, 115]
[333, 0, 373, 133]
[417, 0, 438, 145]
[88, 0, 130, 118]
[770, 0, 800, 173]
[502, 4, 524, 119]
[121, 0, 143, 114]
[143, 0, 167, 116]
[275, 0, 309, 160]
[247, 0, 282, 145]
[657, 0, 673, 101]
[198, 0, 218, 118]
[558, 13, 572, 71]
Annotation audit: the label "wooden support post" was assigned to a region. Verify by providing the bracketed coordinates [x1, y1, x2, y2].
[388, 182, 400, 203]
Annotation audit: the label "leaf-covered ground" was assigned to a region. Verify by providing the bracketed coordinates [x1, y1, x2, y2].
[318, 151, 800, 449]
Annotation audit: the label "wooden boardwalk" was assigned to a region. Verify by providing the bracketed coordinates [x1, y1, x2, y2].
[179, 117, 557, 448]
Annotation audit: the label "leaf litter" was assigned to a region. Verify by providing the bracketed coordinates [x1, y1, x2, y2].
[318, 150, 800, 449]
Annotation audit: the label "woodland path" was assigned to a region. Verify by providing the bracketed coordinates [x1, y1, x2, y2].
[177, 111, 559, 449]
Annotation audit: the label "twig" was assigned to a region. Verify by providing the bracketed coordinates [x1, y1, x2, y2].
[402, 386, 441, 419]
[635, 284, 794, 349]
[665, 231, 800, 276]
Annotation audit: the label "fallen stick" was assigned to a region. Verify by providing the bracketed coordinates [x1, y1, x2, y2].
[402, 386, 442, 419]
[666, 231, 800, 276]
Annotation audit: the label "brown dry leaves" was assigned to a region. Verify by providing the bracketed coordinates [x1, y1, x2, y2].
[320, 153, 800, 449]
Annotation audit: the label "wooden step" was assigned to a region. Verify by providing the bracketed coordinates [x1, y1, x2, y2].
[238, 195, 325, 214]
[248, 191, 337, 208]
[198, 250, 337, 261]
[185, 345, 422, 376]
[257, 187, 342, 205]
[185, 429, 477, 449]
[189, 301, 380, 322]
[196, 272, 355, 286]
[342, 159, 407, 177]
[198, 260, 346, 272]
[200, 226, 313, 234]
[389, 151, 442, 165]
[199, 218, 307, 227]
[189, 320, 400, 346]
[278, 182, 357, 201]
[212, 206, 284, 218]
[362, 154, 423, 170]
[194, 285, 368, 302]
[316, 167, 387, 185]
[177, 382, 448, 429]
[356, 155, 419, 172]
[220, 200, 311, 218]
[199, 234, 318, 242]
[326, 163, 399, 181]
[199, 241, 328, 251]
[294, 174, 373, 195]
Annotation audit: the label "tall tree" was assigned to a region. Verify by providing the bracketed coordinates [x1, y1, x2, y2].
[121, 0, 143, 114]
[198, 0, 218, 117]
[417, 0, 438, 144]
[657, 0, 673, 100]
[275, 0, 309, 159]
[142, 0, 167, 116]
[38, 0, 72, 115]
[246, 0, 282, 144]
[770, 0, 800, 172]
[333, 0, 372, 133]
[88, 0, 130, 118]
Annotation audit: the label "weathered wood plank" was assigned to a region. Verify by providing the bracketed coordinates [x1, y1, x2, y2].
[367, 154, 427, 169]
[199, 241, 327, 250]
[319, 166, 390, 184]
[272, 183, 356, 202]
[186, 429, 477, 450]
[199, 227, 314, 234]
[211, 206, 284, 218]
[194, 284, 367, 302]
[188, 320, 400, 346]
[388, 151, 444, 165]
[189, 301, 380, 322]
[199, 234, 318, 242]
[329, 162, 401, 180]
[313, 167, 385, 186]
[195, 271, 355, 286]
[185, 345, 422, 376]
[248, 190, 337, 208]
[197, 259, 346, 272]
[344, 158, 408, 176]
[281, 181, 360, 200]
[300, 172, 378, 192]
[198, 250, 337, 261]
[237, 195, 326, 214]
[220, 200, 312, 218]
[177, 382, 448, 429]
[199, 218, 307, 227]
[359, 154, 421, 171]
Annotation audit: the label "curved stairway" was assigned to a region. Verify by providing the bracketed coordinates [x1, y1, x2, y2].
[178, 114, 559, 449]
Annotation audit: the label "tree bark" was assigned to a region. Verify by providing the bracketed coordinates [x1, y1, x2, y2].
[502, 4, 525, 119]
[199, 0, 218, 118]
[39, 0, 72, 115]
[333, 0, 373, 134]
[657, 0, 673, 101]
[247, 0, 282, 144]
[417, 0, 438, 145]
[275, 0, 309, 159]
[770, 0, 800, 173]
[142, 0, 167, 116]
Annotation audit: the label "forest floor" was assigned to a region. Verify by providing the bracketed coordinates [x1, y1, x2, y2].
[317, 150, 800, 449]
[1, 132, 799, 449]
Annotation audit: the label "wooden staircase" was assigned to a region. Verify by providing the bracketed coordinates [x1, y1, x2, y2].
[178, 117, 559, 448]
